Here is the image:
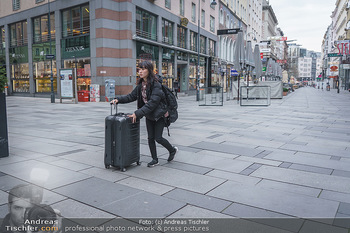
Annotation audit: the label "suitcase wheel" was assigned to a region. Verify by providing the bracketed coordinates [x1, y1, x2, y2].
[137, 161, 141, 166]
[105, 165, 110, 169]
[121, 168, 126, 172]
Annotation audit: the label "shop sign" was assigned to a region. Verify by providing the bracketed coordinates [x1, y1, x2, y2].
[61, 35, 90, 59]
[231, 69, 238, 76]
[9, 46, 28, 63]
[217, 28, 240, 35]
[180, 17, 189, 27]
[137, 42, 159, 61]
[260, 49, 271, 53]
[336, 40, 350, 55]
[327, 53, 342, 57]
[262, 67, 266, 72]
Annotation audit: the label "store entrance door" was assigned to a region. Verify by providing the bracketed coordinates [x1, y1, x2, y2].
[177, 64, 187, 92]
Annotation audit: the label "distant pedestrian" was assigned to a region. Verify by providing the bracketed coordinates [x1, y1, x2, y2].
[173, 80, 179, 98]
[110, 61, 178, 167]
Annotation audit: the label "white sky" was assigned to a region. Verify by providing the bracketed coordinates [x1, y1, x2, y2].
[268, 0, 336, 52]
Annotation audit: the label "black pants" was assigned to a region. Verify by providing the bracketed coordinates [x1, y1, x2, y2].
[146, 117, 173, 161]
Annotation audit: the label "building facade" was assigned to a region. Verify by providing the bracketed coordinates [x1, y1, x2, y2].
[0, 0, 220, 99]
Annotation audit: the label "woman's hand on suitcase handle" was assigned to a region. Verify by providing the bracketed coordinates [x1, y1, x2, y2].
[128, 113, 137, 123]
[110, 99, 118, 105]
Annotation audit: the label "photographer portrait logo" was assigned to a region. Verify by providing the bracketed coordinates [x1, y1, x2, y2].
[0, 184, 61, 233]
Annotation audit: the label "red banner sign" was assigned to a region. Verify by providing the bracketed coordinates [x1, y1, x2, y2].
[336, 40, 350, 55]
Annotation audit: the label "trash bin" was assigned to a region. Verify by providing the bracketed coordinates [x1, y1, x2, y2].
[105, 79, 115, 101]
[78, 90, 90, 102]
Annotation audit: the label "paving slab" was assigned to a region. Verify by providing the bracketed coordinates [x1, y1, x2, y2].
[0, 175, 29, 191]
[222, 203, 304, 232]
[156, 149, 248, 173]
[117, 177, 174, 196]
[48, 158, 93, 171]
[51, 199, 116, 218]
[190, 141, 263, 157]
[0, 190, 8, 206]
[251, 165, 350, 193]
[207, 181, 339, 218]
[79, 167, 129, 182]
[168, 206, 293, 233]
[162, 161, 213, 174]
[53, 177, 143, 208]
[264, 152, 350, 172]
[167, 205, 232, 218]
[163, 188, 232, 212]
[256, 179, 321, 197]
[332, 170, 350, 178]
[103, 192, 185, 218]
[299, 220, 348, 233]
[235, 155, 282, 167]
[125, 165, 225, 194]
[289, 164, 333, 175]
[0, 160, 91, 190]
[205, 170, 261, 185]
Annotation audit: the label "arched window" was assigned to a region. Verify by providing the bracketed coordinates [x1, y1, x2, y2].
[226, 15, 230, 28]
[223, 37, 227, 61]
[220, 9, 224, 24]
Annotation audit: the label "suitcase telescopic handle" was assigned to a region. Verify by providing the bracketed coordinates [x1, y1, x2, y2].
[110, 103, 118, 115]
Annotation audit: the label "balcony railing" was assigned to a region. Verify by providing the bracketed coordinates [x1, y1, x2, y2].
[136, 29, 157, 41]
[62, 26, 90, 38]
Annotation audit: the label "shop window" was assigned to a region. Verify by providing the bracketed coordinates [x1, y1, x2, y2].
[0, 27, 5, 50]
[11, 63, 29, 92]
[10, 21, 27, 47]
[191, 3, 196, 23]
[209, 39, 216, 56]
[63, 58, 91, 91]
[201, 10, 205, 28]
[33, 60, 57, 93]
[0, 27, 5, 68]
[13, 0, 20, 11]
[136, 8, 157, 41]
[62, 4, 90, 38]
[162, 48, 175, 89]
[177, 26, 186, 49]
[210, 16, 215, 33]
[190, 31, 197, 52]
[136, 42, 159, 82]
[180, 0, 184, 16]
[200, 36, 206, 54]
[162, 19, 173, 45]
[165, 0, 171, 9]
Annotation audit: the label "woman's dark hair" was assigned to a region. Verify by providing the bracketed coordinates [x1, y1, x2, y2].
[137, 60, 158, 85]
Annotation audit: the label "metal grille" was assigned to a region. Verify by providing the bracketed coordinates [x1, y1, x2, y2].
[240, 86, 271, 106]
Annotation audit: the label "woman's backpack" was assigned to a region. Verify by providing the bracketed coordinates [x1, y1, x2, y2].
[161, 85, 178, 136]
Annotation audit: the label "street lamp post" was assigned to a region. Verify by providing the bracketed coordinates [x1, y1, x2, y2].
[245, 32, 256, 90]
[196, 0, 217, 101]
[48, 0, 55, 103]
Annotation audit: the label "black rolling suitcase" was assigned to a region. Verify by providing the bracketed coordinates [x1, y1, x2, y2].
[105, 104, 141, 171]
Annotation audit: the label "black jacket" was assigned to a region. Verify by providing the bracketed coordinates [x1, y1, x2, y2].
[117, 80, 166, 121]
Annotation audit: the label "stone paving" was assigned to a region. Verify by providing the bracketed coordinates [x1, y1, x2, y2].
[0, 87, 350, 232]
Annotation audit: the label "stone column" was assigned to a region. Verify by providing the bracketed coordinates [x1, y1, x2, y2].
[27, 17, 35, 95]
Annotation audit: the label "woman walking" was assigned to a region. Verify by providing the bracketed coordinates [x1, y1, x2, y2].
[110, 61, 178, 167]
